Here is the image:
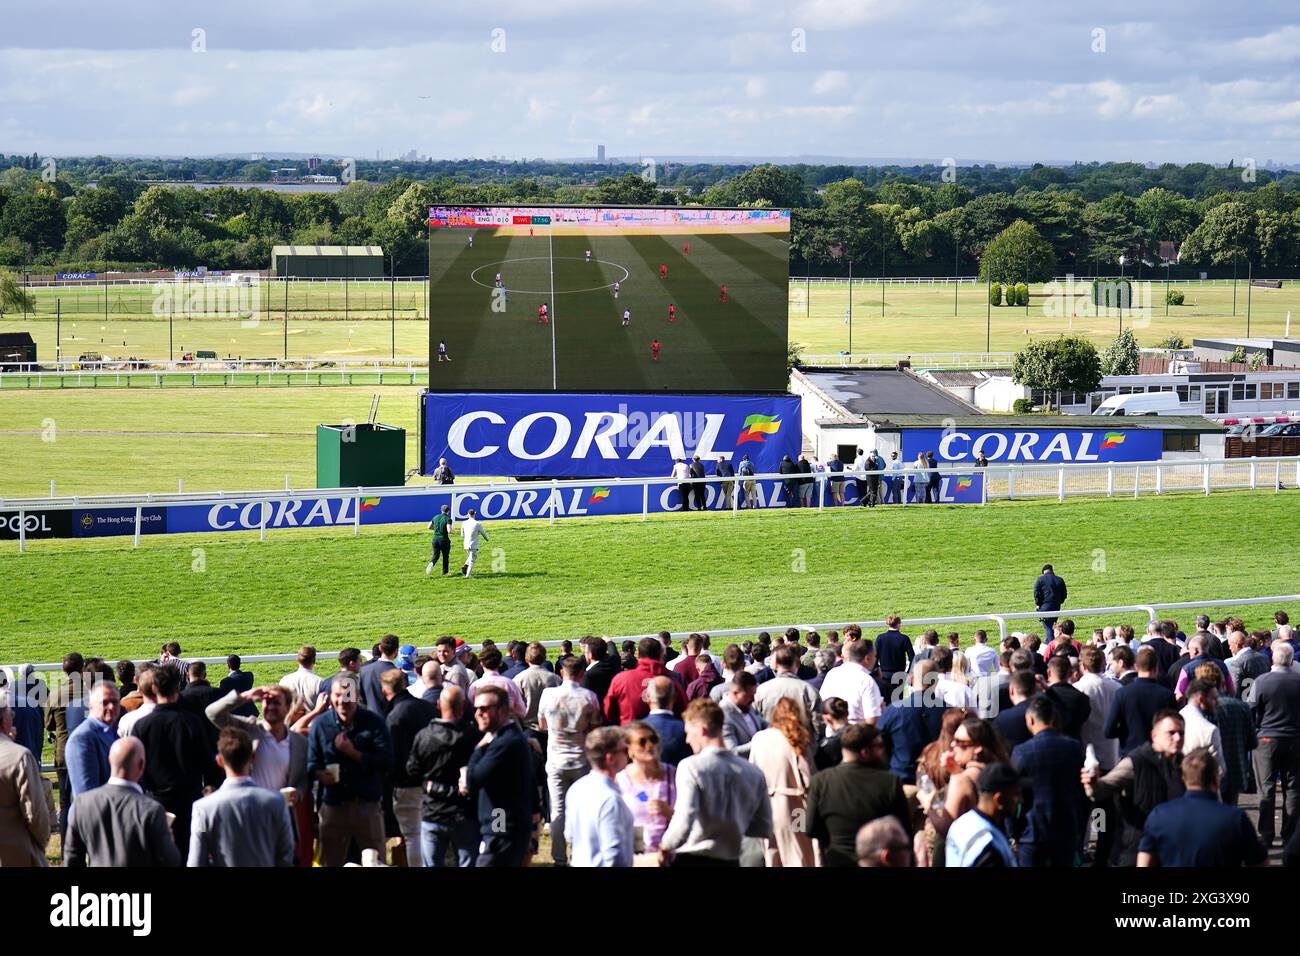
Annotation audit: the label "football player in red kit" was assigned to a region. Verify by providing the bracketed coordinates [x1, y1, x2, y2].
[720, 284, 727, 303]
[683, 243, 689, 256]
[660, 264, 667, 279]
[668, 303, 675, 322]
[537, 305, 546, 324]
[651, 339, 661, 361]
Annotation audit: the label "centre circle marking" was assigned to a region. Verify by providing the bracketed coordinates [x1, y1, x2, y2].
[469, 257, 631, 295]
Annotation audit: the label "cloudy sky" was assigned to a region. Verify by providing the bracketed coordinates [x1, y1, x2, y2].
[3, 0, 1299, 164]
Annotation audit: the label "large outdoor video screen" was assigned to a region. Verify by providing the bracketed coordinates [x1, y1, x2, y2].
[427, 206, 791, 392]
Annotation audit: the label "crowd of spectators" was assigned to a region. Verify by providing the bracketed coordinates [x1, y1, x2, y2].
[0, 609, 1296, 868]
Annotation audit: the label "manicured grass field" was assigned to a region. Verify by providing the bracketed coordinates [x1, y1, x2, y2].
[0, 386, 425, 497]
[3, 277, 1294, 364]
[2, 493, 1296, 677]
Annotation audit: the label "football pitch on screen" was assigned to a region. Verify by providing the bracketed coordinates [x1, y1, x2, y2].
[426, 227, 790, 392]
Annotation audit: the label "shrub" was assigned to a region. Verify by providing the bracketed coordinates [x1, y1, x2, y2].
[1014, 282, 1029, 306]
[1166, 289, 1184, 306]
[989, 282, 1002, 306]
[1158, 333, 1186, 349]
[1012, 397, 1036, 414]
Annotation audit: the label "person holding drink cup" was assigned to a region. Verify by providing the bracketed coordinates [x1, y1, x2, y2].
[306, 676, 393, 867]
[616, 720, 677, 856]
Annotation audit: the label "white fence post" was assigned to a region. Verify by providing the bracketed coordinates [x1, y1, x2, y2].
[732, 477, 739, 516]
[354, 491, 361, 536]
[1155, 462, 1163, 495]
[133, 506, 142, 548]
[818, 475, 825, 512]
[1133, 465, 1141, 498]
[18, 509, 25, 553]
[260, 501, 268, 542]
[1107, 464, 1114, 498]
[642, 481, 649, 521]
[549, 480, 558, 525]
[1250, 461, 1257, 490]
[1057, 467, 1065, 502]
[1008, 466, 1016, 500]
[1203, 462, 1210, 496]
[1276, 460, 1282, 492]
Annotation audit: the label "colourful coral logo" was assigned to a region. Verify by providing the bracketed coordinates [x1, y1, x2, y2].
[587, 487, 610, 504]
[1101, 431, 1125, 450]
[359, 497, 381, 511]
[955, 477, 972, 491]
[737, 414, 781, 445]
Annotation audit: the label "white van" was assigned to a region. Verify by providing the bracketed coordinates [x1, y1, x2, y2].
[1094, 392, 1184, 416]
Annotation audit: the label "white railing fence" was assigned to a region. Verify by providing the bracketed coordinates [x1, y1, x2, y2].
[4, 456, 1299, 553]
[799, 352, 1015, 367]
[6, 594, 1297, 674]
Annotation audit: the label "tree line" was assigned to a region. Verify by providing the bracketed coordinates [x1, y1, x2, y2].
[2, 158, 1299, 277]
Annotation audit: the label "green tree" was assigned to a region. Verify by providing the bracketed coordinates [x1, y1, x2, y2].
[1082, 194, 1142, 267]
[1177, 202, 1254, 266]
[0, 191, 67, 255]
[69, 187, 127, 232]
[723, 165, 808, 208]
[978, 220, 1056, 283]
[1100, 328, 1140, 375]
[0, 269, 36, 315]
[1012, 336, 1102, 401]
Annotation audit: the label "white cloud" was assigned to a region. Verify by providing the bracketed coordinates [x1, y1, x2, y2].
[812, 70, 849, 95]
[1232, 25, 1300, 62]
[744, 76, 766, 99]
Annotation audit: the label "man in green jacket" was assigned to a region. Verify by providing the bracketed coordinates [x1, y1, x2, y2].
[426, 505, 455, 576]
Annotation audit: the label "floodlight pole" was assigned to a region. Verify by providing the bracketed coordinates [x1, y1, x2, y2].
[390, 258, 396, 360]
[284, 275, 289, 360]
[1165, 261, 1170, 318]
[1246, 261, 1253, 337]
[847, 258, 853, 357]
[1232, 256, 1237, 316]
[56, 299, 61, 362]
[880, 235, 885, 319]
[985, 271, 991, 353]
[953, 230, 959, 317]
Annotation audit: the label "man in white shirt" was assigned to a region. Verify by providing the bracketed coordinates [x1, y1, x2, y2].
[279, 646, 321, 710]
[1180, 680, 1222, 760]
[817, 639, 882, 726]
[564, 726, 634, 867]
[539, 658, 602, 865]
[117, 665, 158, 737]
[966, 630, 999, 677]
[1074, 646, 1120, 771]
[459, 508, 488, 578]
[433, 637, 472, 693]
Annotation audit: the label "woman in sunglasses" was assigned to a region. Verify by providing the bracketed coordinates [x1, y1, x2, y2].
[616, 720, 676, 853]
[920, 714, 1009, 867]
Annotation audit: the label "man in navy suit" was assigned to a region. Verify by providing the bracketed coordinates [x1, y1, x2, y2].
[1034, 564, 1067, 645]
[1104, 646, 1177, 757]
[993, 671, 1038, 751]
[642, 676, 690, 765]
[875, 614, 914, 690]
[218, 655, 257, 718]
[1011, 696, 1086, 867]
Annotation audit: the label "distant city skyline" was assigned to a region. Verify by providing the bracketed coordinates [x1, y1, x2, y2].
[3, 0, 1299, 164]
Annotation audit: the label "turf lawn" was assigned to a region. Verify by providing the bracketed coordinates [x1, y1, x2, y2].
[3, 491, 1297, 678]
[2, 277, 1296, 365]
[0, 385, 426, 497]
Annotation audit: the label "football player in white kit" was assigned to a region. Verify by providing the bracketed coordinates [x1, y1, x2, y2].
[622, 308, 631, 327]
[585, 249, 592, 263]
[613, 280, 620, 299]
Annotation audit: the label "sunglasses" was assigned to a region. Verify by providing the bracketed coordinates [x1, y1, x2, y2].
[953, 737, 977, 749]
[473, 704, 499, 713]
[631, 736, 659, 747]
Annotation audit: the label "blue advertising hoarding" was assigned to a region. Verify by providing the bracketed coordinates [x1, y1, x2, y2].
[901, 427, 1164, 464]
[0, 472, 984, 540]
[421, 392, 803, 479]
